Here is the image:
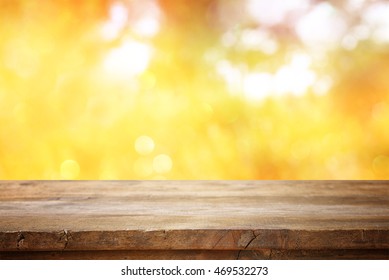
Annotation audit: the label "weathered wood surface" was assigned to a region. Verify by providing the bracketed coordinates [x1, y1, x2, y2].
[1, 249, 388, 260]
[0, 181, 388, 259]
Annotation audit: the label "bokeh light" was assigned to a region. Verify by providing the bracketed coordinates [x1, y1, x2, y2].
[153, 154, 173, 174]
[1, 0, 389, 179]
[135, 135, 155, 155]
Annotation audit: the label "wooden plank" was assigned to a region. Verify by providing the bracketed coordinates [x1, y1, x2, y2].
[239, 249, 389, 260]
[1, 249, 387, 260]
[1, 229, 388, 251]
[0, 250, 239, 260]
[0, 181, 388, 254]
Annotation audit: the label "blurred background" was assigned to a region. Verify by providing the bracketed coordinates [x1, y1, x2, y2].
[0, 0, 389, 180]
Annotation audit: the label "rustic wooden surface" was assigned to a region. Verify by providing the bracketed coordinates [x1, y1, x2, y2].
[2, 249, 388, 260]
[0, 181, 388, 259]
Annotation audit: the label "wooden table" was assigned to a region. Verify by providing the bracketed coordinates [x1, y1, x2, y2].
[0, 181, 388, 259]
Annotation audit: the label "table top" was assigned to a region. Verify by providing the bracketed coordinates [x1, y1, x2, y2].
[1, 180, 388, 251]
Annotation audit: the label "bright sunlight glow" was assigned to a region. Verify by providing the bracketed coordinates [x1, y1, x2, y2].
[103, 40, 152, 78]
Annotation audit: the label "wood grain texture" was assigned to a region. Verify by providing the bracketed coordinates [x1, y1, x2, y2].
[1, 249, 388, 260]
[0, 181, 388, 259]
